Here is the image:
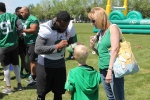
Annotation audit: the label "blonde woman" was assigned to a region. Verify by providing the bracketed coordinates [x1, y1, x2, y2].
[89, 7, 125, 100]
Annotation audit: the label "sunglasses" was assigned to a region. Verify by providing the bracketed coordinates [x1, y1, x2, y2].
[91, 20, 95, 23]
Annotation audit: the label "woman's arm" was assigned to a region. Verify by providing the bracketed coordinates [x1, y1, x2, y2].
[105, 25, 121, 84]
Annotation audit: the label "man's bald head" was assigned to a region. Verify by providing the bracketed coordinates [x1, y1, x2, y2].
[21, 6, 29, 12]
[20, 6, 30, 19]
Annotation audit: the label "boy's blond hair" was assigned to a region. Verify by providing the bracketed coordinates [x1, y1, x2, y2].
[74, 45, 89, 63]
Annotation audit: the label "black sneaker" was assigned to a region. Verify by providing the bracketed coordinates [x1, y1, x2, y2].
[27, 79, 36, 87]
[65, 56, 74, 61]
[17, 83, 23, 91]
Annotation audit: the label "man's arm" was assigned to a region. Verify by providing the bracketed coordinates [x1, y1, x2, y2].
[35, 35, 57, 54]
[23, 23, 38, 34]
[16, 19, 23, 35]
[35, 35, 68, 54]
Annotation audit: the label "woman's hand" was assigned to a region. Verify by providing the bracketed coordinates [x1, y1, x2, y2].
[105, 70, 112, 84]
[90, 36, 97, 49]
[90, 36, 97, 44]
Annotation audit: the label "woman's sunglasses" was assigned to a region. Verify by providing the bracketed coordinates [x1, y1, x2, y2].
[91, 20, 95, 23]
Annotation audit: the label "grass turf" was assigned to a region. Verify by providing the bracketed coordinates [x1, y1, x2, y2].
[0, 23, 150, 100]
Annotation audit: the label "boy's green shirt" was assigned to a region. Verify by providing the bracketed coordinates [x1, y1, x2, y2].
[65, 65, 101, 100]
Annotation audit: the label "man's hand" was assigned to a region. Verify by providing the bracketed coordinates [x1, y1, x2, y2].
[19, 32, 26, 37]
[56, 40, 68, 49]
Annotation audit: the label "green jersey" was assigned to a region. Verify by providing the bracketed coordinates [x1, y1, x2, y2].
[65, 65, 101, 100]
[23, 15, 39, 44]
[0, 13, 18, 48]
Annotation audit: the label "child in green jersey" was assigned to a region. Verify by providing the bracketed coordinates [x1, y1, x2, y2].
[65, 45, 101, 100]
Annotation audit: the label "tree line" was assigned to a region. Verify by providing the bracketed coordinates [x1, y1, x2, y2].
[27, 0, 150, 21]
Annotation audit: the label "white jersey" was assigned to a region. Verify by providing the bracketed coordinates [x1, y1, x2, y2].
[38, 20, 75, 60]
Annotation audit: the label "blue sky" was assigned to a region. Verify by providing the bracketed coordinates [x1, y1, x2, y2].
[1, 0, 41, 13]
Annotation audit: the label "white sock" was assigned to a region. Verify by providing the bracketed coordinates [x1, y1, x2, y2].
[4, 65, 11, 86]
[12, 65, 21, 83]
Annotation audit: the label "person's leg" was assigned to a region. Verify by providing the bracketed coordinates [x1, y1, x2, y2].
[111, 74, 125, 100]
[54, 93, 62, 100]
[4, 65, 11, 88]
[30, 61, 36, 80]
[20, 53, 29, 76]
[0, 51, 13, 94]
[12, 65, 21, 83]
[11, 47, 23, 91]
[100, 69, 115, 100]
[36, 63, 52, 100]
[18, 38, 29, 75]
[27, 44, 38, 87]
[37, 95, 45, 100]
[52, 67, 66, 100]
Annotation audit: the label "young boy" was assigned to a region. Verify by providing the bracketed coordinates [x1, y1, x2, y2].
[65, 45, 101, 100]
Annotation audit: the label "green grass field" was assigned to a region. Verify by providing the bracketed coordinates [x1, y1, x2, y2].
[0, 23, 150, 100]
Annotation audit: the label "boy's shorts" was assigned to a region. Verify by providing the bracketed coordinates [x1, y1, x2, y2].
[26, 44, 38, 62]
[0, 47, 19, 66]
[36, 63, 66, 95]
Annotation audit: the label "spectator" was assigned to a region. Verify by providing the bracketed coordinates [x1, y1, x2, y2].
[65, 45, 101, 100]
[89, 7, 125, 100]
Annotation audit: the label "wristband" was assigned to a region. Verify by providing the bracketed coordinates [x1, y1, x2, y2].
[56, 44, 59, 49]
[108, 68, 113, 70]
[22, 32, 26, 36]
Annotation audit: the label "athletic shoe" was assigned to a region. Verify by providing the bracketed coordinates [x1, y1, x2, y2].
[25, 72, 30, 77]
[65, 56, 74, 61]
[3, 77, 6, 82]
[27, 81, 36, 87]
[2, 88, 13, 94]
[17, 83, 23, 91]
[20, 72, 26, 78]
[25, 75, 32, 83]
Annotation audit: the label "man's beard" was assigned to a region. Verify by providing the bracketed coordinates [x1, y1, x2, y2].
[57, 27, 66, 33]
[54, 24, 66, 33]
[18, 15, 23, 19]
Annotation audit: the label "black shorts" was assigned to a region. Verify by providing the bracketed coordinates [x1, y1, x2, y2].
[18, 38, 26, 55]
[0, 47, 19, 66]
[36, 63, 66, 96]
[26, 44, 38, 62]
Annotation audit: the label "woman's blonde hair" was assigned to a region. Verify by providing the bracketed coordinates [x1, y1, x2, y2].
[74, 45, 89, 63]
[88, 7, 110, 30]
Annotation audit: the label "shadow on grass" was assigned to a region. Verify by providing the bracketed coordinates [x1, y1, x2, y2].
[0, 67, 3, 70]
[0, 93, 8, 99]
[0, 67, 4, 76]
[0, 72, 3, 76]
[10, 76, 16, 80]
[23, 86, 37, 90]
